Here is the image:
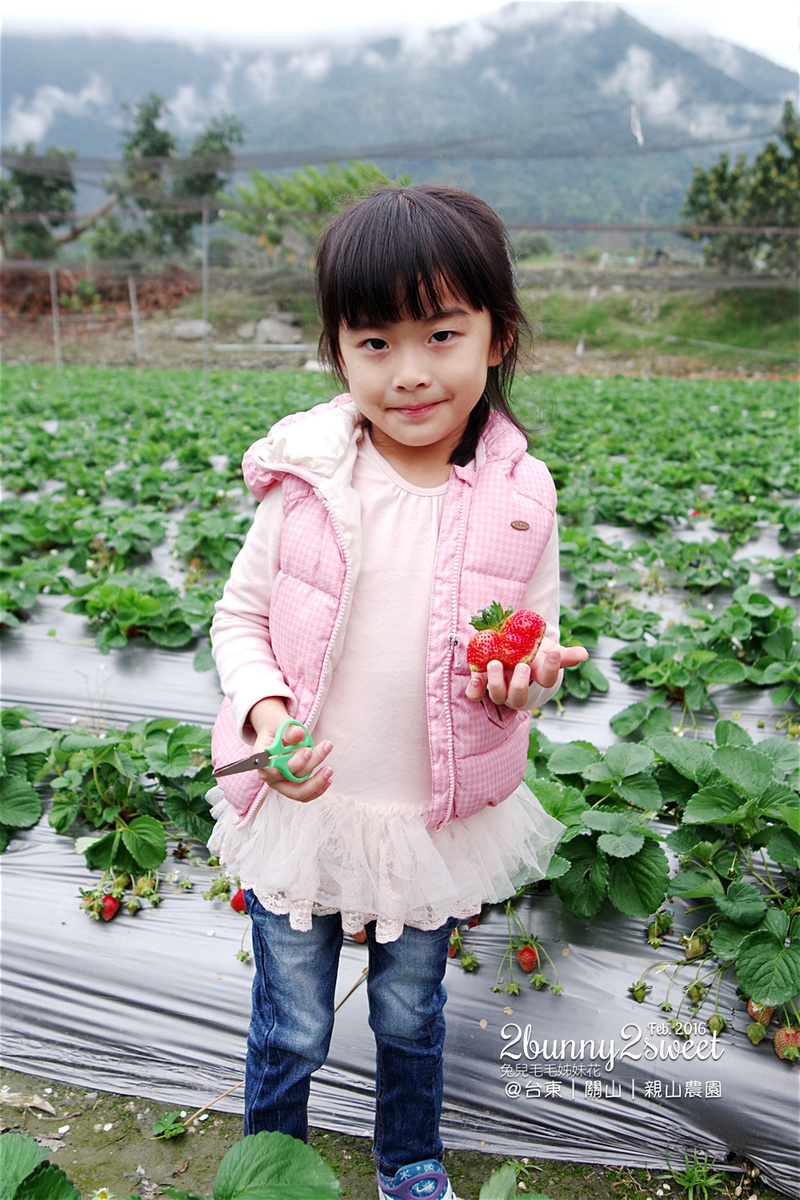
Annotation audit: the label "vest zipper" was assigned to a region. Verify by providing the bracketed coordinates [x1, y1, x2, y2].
[442, 480, 470, 825]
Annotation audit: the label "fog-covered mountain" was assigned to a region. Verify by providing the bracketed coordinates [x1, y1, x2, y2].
[3, 2, 796, 226]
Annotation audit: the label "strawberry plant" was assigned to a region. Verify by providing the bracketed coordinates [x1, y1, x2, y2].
[0, 707, 52, 851]
[174, 507, 252, 573]
[613, 586, 800, 722]
[551, 606, 611, 704]
[0, 556, 67, 625]
[63, 573, 196, 652]
[651, 534, 753, 594]
[491, 899, 562, 996]
[41, 717, 215, 883]
[522, 719, 800, 1027]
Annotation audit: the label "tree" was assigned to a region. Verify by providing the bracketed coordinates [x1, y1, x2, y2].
[681, 101, 800, 273]
[223, 161, 407, 254]
[0, 144, 76, 258]
[89, 94, 244, 260]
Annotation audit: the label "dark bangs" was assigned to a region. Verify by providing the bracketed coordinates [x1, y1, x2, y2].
[315, 185, 531, 464]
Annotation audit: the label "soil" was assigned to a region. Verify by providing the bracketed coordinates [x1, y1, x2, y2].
[0, 1068, 787, 1200]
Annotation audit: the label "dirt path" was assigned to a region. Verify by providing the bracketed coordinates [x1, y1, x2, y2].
[1, 1067, 785, 1200]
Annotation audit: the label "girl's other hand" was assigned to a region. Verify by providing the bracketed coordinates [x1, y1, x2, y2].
[255, 722, 334, 802]
[248, 698, 334, 803]
[465, 638, 589, 709]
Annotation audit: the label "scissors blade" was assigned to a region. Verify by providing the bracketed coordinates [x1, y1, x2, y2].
[214, 751, 273, 777]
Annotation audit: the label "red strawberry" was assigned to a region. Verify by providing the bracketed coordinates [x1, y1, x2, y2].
[467, 629, 503, 673]
[352, 928, 367, 943]
[516, 944, 538, 973]
[773, 1025, 800, 1061]
[230, 888, 246, 914]
[467, 602, 545, 673]
[100, 895, 120, 921]
[497, 609, 546, 669]
[747, 999, 775, 1026]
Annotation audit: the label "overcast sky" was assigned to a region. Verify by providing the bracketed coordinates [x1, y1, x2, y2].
[4, 0, 798, 71]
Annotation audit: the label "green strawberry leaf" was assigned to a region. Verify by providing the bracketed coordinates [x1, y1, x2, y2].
[610, 701, 649, 738]
[0, 727, 54, 757]
[14, 1161, 82, 1200]
[710, 920, 751, 962]
[121, 815, 167, 870]
[547, 742, 600, 776]
[715, 880, 768, 928]
[598, 829, 646, 859]
[48, 793, 82, 834]
[161, 793, 214, 842]
[0, 1131, 49, 1198]
[607, 840, 670, 917]
[212, 1129, 340, 1199]
[648, 736, 715, 783]
[665, 823, 720, 853]
[526, 780, 588, 828]
[736, 932, 800, 1008]
[477, 1162, 520, 1200]
[682, 785, 750, 825]
[713, 746, 774, 799]
[146, 744, 193, 778]
[0, 776, 42, 830]
[544, 853, 570, 880]
[615, 772, 663, 810]
[754, 738, 800, 778]
[715, 721, 753, 748]
[702, 659, 748, 685]
[765, 826, 800, 869]
[551, 837, 610, 919]
[582, 743, 655, 783]
[668, 867, 725, 899]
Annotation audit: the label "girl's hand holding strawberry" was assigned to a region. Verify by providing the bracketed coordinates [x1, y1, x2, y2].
[466, 639, 588, 708]
[248, 697, 334, 803]
[464, 603, 588, 709]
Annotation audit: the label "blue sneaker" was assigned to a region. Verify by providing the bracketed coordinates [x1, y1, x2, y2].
[376, 1159, 455, 1200]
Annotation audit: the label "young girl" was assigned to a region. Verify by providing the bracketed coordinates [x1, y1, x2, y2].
[208, 184, 587, 1200]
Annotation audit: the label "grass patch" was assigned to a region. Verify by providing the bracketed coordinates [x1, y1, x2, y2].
[529, 287, 799, 364]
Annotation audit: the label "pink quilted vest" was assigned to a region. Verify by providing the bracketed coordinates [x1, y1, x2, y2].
[213, 396, 556, 830]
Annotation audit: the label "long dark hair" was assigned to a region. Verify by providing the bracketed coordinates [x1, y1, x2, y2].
[315, 184, 531, 465]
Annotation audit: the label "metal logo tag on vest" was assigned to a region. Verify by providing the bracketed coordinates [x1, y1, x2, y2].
[510, 520, 530, 531]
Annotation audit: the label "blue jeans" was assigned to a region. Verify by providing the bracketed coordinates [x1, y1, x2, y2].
[243, 891, 458, 1175]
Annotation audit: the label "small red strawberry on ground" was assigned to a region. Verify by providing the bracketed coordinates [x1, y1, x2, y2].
[747, 999, 775, 1026]
[773, 1025, 800, 1062]
[516, 944, 538, 973]
[100, 895, 120, 921]
[230, 887, 247, 914]
[352, 928, 367, 944]
[467, 602, 545, 673]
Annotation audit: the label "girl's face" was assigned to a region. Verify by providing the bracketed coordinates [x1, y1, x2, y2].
[337, 291, 503, 478]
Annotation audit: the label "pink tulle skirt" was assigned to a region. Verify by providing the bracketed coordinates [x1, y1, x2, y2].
[207, 781, 564, 944]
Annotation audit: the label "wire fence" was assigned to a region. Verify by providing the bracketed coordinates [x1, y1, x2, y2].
[2, 252, 797, 380]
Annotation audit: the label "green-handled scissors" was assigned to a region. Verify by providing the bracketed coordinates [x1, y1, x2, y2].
[213, 718, 315, 783]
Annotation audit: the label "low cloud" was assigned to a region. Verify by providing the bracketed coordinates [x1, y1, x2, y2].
[602, 44, 682, 121]
[4, 75, 110, 146]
